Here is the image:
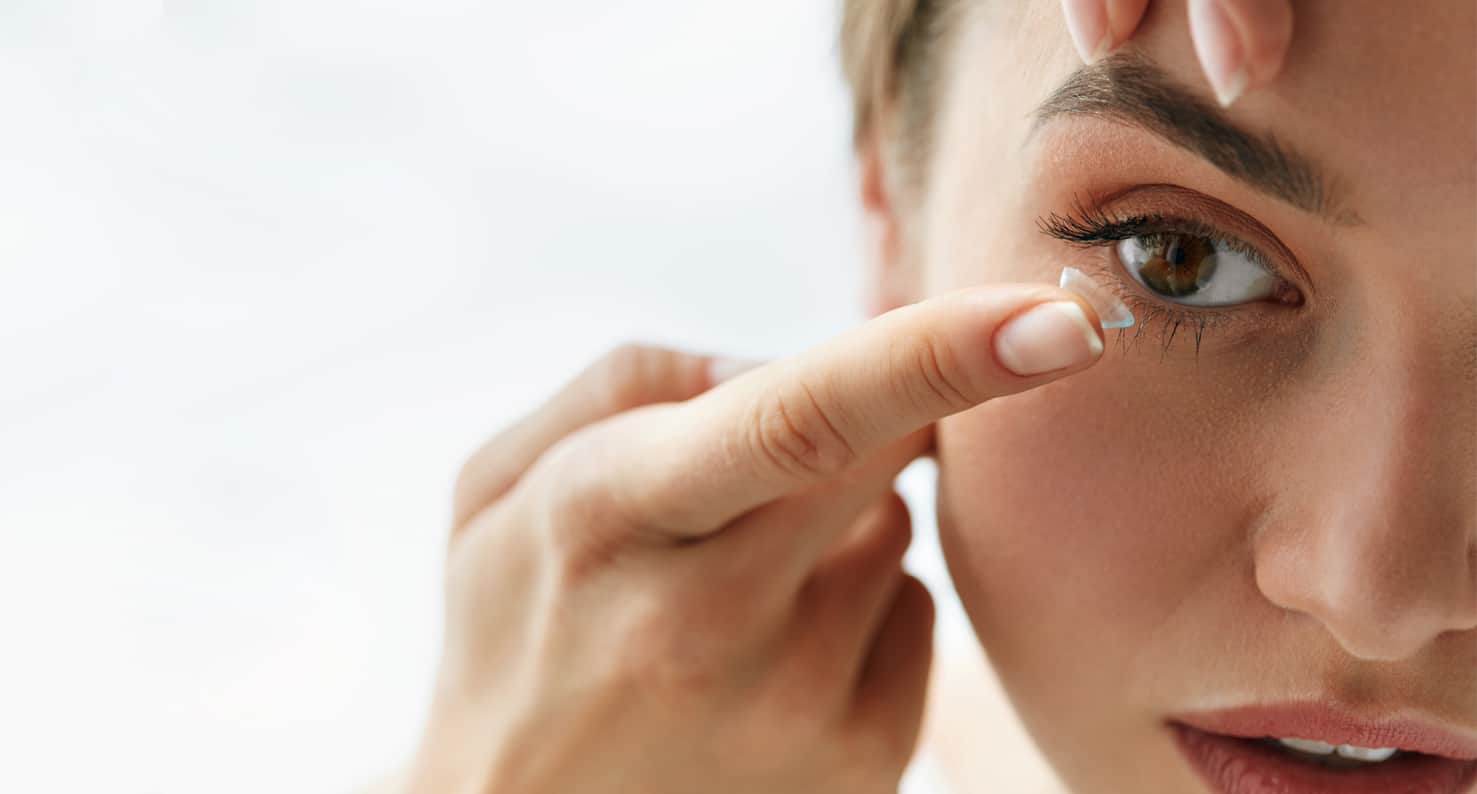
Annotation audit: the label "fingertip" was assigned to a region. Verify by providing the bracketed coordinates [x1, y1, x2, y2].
[1189, 0, 1248, 107]
[1064, 0, 1150, 64]
[1222, 0, 1295, 88]
[993, 298, 1104, 378]
[1061, 0, 1113, 64]
[1103, 0, 1151, 48]
[1194, 0, 1294, 105]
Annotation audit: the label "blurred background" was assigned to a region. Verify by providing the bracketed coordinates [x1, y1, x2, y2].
[0, 2, 980, 792]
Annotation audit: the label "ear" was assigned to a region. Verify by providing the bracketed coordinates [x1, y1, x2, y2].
[857, 130, 917, 319]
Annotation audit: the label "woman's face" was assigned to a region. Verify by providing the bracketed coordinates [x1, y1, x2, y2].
[874, 2, 1476, 791]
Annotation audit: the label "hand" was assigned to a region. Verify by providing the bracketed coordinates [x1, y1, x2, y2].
[1061, 0, 1294, 106]
[406, 285, 1107, 794]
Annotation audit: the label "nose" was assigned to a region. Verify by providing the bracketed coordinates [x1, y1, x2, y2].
[1252, 345, 1477, 662]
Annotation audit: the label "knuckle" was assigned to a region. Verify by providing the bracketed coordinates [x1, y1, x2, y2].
[871, 493, 914, 561]
[526, 430, 628, 580]
[748, 381, 857, 479]
[839, 494, 913, 570]
[531, 429, 598, 511]
[592, 341, 657, 414]
[450, 448, 495, 521]
[523, 404, 686, 587]
[899, 333, 975, 414]
[450, 461, 483, 514]
[450, 418, 529, 526]
[899, 575, 937, 630]
[875, 489, 911, 527]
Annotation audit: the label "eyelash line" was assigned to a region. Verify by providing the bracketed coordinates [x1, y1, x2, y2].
[1036, 196, 1276, 272]
[1035, 197, 1271, 362]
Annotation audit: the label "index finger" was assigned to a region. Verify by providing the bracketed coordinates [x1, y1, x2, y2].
[611, 283, 1107, 536]
[1061, 0, 1150, 63]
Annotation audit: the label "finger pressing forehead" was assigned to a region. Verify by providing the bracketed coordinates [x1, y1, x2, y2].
[606, 282, 1105, 538]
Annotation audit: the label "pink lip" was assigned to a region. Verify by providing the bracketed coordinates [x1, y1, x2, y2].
[1171, 702, 1477, 761]
[1171, 723, 1477, 794]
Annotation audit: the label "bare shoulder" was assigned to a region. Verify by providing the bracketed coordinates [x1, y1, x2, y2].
[917, 644, 1067, 794]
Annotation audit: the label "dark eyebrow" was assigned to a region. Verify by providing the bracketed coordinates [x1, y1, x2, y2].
[1032, 53, 1361, 225]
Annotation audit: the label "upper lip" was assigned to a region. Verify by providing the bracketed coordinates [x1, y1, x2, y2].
[1170, 702, 1477, 761]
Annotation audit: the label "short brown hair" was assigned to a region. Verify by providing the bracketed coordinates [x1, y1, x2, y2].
[838, 0, 963, 200]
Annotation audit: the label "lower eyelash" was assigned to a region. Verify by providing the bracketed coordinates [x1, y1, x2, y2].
[1122, 294, 1212, 360]
[1072, 254, 1235, 362]
[1037, 199, 1280, 362]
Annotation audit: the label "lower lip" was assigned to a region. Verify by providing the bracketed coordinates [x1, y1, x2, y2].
[1171, 722, 1477, 794]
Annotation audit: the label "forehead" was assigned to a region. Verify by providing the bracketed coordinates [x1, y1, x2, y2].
[948, 1, 1476, 232]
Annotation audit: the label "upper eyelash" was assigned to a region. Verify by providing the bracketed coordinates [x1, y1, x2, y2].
[1035, 198, 1274, 273]
[1034, 198, 1261, 361]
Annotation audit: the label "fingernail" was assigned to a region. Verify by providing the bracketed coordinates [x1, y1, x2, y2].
[1213, 64, 1247, 108]
[1086, 30, 1113, 63]
[1064, 3, 1113, 64]
[1190, 0, 1248, 107]
[707, 355, 765, 386]
[994, 301, 1104, 377]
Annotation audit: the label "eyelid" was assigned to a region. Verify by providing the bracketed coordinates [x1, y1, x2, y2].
[1068, 254, 1242, 359]
[1036, 185, 1311, 360]
[1038, 188, 1312, 315]
[1053, 212, 1278, 275]
[1070, 184, 1312, 292]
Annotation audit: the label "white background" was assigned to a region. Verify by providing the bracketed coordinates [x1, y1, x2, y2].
[0, 3, 973, 792]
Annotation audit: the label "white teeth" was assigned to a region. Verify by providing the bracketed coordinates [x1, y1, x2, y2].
[1277, 737, 1337, 755]
[1335, 745, 1399, 762]
[1275, 737, 1398, 762]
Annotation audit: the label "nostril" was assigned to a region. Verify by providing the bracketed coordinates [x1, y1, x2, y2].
[1252, 506, 1477, 660]
[1325, 621, 1451, 663]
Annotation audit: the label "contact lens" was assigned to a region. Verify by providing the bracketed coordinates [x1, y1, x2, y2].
[1059, 266, 1135, 329]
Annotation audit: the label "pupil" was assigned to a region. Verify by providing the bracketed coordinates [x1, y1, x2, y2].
[1167, 241, 1186, 266]
[1131, 234, 1217, 298]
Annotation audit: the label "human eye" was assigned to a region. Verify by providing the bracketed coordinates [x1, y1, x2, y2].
[1040, 202, 1302, 303]
[1115, 232, 1277, 308]
[1035, 186, 1307, 355]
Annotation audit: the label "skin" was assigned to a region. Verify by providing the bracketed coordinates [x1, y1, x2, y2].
[364, 3, 1472, 794]
[1061, 0, 1295, 107]
[861, 1, 1476, 791]
[395, 282, 1110, 792]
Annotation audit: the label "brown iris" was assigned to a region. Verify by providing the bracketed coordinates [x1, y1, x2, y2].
[1128, 234, 1218, 297]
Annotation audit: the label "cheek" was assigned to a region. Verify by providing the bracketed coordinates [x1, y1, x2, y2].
[933, 366, 1267, 725]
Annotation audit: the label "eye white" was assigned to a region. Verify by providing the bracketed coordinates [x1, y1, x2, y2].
[1116, 236, 1279, 308]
